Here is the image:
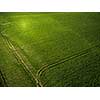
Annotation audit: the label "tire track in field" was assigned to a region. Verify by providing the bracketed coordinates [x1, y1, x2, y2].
[0, 69, 8, 87]
[43, 57, 100, 86]
[0, 33, 43, 87]
[37, 43, 100, 77]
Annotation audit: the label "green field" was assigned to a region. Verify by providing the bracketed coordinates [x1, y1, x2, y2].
[0, 12, 100, 87]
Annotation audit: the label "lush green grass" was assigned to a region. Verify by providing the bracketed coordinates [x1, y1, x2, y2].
[0, 12, 100, 86]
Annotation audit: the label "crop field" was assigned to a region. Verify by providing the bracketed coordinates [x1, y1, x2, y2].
[0, 12, 100, 87]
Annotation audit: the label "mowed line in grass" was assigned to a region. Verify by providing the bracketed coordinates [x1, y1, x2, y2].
[0, 32, 43, 87]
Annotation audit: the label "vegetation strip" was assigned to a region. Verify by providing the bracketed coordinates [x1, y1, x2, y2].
[37, 43, 100, 77]
[0, 32, 43, 87]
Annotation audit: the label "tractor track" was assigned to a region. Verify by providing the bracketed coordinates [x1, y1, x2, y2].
[37, 43, 100, 77]
[0, 32, 43, 87]
[0, 69, 8, 87]
[1, 22, 100, 87]
[42, 57, 100, 86]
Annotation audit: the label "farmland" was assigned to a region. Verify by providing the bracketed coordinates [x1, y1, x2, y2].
[0, 12, 100, 87]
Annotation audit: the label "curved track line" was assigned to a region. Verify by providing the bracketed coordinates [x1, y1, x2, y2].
[37, 43, 100, 77]
[42, 57, 100, 86]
